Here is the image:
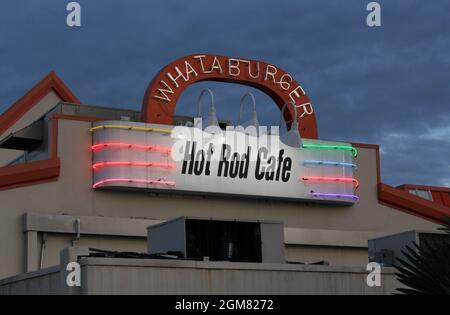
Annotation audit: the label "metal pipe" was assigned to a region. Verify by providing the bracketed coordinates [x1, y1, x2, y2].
[39, 233, 47, 270]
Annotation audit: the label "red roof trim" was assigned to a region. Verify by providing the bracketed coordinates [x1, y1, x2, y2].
[0, 114, 99, 191]
[0, 157, 60, 190]
[397, 184, 450, 193]
[378, 183, 450, 224]
[351, 142, 380, 150]
[0, 71, 80, 136]
[352, 143, 449, 224]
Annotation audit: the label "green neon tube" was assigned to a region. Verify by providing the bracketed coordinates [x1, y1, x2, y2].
[302, 144, 358, 157]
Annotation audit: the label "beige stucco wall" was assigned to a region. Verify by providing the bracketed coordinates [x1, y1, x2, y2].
[0, 258, 402, 295]
[0, 118, 439, 279]
[0, 91, 61, 166]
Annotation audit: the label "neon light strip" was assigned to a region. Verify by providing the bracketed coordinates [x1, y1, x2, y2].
[93, 161, 176, 170]
[90, 125, 172, 134]
[302, 176, 359, 188]
[91, 143, 172, 154]
[303, 160, 357, 169]
[311, 192, 359, 202]
[302, 144, 358, 157]
[93, 178, 176, 189]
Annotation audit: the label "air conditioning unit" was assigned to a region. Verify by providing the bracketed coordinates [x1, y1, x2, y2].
[368, 230, 450, 267]
[147, 216, 285, 263]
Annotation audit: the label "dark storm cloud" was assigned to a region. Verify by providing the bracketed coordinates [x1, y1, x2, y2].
[0, 0, 449, 186]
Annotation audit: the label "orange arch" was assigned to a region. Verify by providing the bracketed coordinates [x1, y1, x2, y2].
[142, 54, 318, 138]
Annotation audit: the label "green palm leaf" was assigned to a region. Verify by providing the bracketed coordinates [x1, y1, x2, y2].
[394, 216, 450, 295]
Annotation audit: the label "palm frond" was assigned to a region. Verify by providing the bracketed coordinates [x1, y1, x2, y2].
[394, 216, 450, 295]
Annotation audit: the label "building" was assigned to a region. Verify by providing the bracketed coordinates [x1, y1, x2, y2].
[0, 54, 449, 294]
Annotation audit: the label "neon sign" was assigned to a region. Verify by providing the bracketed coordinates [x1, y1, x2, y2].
[181, 141, 293, 182]
[91, 121, 359, 205]
[142, 54, 319, 139]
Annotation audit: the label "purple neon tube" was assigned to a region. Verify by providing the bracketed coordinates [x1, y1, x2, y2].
[311, 192, 359, 202]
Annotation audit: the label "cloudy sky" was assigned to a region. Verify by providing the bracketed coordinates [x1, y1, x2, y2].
[0, 0, 449, 187]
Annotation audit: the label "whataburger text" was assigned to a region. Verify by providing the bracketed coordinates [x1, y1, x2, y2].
[152, 54, 313, 115]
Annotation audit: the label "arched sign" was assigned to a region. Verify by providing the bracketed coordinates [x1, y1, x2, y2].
[142, 54, 318, 139]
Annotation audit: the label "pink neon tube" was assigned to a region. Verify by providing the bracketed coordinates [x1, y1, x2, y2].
[92, 161, 176, 170]
[301, 176, 359, 188]
[91, 143, 172, 154]
[93, 178, 176, 189]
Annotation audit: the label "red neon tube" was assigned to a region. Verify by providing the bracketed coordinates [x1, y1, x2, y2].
[93, 178, 176, 189]
[301, 176, 359, 188]
[93, 161, 176, 170]
[91, 143, 172, 154]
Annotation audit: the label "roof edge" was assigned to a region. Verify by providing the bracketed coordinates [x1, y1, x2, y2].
[0, 71, 80, 136]
[378, 183, 450, 225]
[397, 184, 450, 193]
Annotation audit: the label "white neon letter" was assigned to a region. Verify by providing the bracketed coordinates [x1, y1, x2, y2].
[228, 59, 240, 76]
